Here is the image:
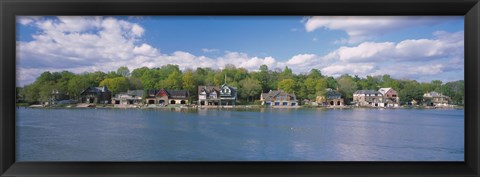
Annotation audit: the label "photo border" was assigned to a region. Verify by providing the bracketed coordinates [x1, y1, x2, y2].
[1, 0, 479, 176]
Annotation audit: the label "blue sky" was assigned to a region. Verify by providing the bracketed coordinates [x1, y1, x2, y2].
[16, 16, 464, 86]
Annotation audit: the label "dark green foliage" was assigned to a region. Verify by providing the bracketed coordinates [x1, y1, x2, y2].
[18, 66, 465, 106]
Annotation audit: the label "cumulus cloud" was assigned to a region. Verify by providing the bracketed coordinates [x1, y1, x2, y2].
[322, 63, 376, 77]
[304, 16, 460, 43]
[16, 16, 286, 86]
[321, 31, 463, 62]
[316, 31, 464, 79]
[16, 16, 464, 86]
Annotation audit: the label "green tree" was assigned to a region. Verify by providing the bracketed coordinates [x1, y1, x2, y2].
[67, 76, 87, 99]
[164, 70, 183, 89]
[337, 75, 357, 103]
[277, 79, 297, 94]
[182, 70, 196, 101]
[139, 69, 158, 90]
[21, 83, 40, 103]
[326, 76, 337, 89]
[308, 69, 322, 79]
[99, 77, 129, 95]
[128, 77, 143, 90]
[315, 77, 328, 97]
[117, 66, 130, 77]
[131, 67, 150, 78]
[239, 77, 262, 102]
[399, 80, 423, 103]
[280, 66, 294, 80]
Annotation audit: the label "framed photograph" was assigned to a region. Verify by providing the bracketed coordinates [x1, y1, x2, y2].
[1, 0, 479, 176]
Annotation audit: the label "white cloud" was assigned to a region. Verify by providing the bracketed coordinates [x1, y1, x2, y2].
[320, 31, 463, 63]
[16, 16, 464, 86]
[298, 31, 463, 80]
[304, 16, 459, 43]
[17, 16, 41, 25]
[336, 42, 395, 62]
[131, 24, 145, 36]
[286, 54, 316, 65]
[322, 63, 376, 77]
[133, 44, 158, 56]
[202, 48, 219, 53]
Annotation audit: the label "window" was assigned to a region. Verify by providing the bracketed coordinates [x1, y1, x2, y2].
[283, 102, 288, 106]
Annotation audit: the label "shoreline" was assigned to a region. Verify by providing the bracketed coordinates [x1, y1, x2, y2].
[19, 103, 465, 110]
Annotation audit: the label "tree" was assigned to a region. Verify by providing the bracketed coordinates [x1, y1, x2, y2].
[106, 71, 121, 79]
[399, 80, 423, 103]
[304, 78, 317, 98]
[128, 77, 143, 90]
[21, 83, 40, 103]
[131, 67, 150, 78]
[304, 77, 326, 100]
[239, 78, 262, 102]
[431, 80, 443, 93]
[259, 64, 268, 72]
[308, 69, 322, 79]
[67, 76, 87, 99]
[99, 77, 129, 95]
[280, 66, 293, 80]
[326, 76, 337, 89]
[37, 71, 55, 83]
[337, 75, 357, 103]
[254, 64, 272, 92]
[315, 77, 328, 97]
[158, 64, 181, 79]
[117, 66, 130, 77]
[277, 79, 296, 94]
[182, 70, 196, 101]
[87, 71, 107, 86]
[139, 69, 158, 90]
[164, 70, 183, 89]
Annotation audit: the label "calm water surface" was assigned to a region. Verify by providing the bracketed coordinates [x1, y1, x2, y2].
[16, 108, 464, 161]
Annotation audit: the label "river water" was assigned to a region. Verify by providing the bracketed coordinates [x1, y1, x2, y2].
[16, 108, 464, 161]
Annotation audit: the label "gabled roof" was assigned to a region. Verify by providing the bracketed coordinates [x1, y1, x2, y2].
[354, 90, 382, 95]
[198, 86, 220, 95]
[378, 88, 397, 95]
[127, 90, 144, 97]
[80, 86, 110, 95]
[146, 90, 158, 97]
[167, 90, 189, 98]
[424, 91, 449, 98]
[262, 90, 296, 101]
[326, 88, 342, 97]
[378, 88, 391, 95]
[221, 83, 237, 91]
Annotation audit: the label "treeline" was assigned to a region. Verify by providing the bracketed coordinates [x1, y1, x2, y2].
[17, 64, 465, 105]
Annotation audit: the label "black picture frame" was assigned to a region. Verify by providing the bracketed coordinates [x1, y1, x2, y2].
[1, 0, 479, 176]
